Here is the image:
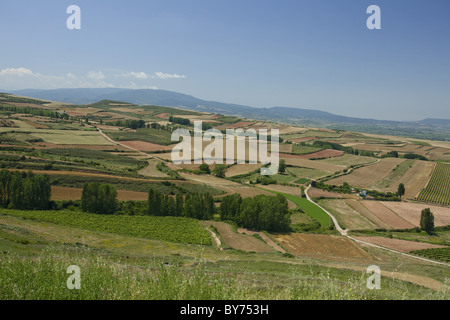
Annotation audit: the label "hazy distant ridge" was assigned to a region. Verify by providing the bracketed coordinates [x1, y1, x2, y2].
[8, 88, 450, 140]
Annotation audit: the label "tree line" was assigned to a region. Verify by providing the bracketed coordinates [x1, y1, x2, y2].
[0, 105, 69, 120]
[148, 189, 215, 219]
[112, 119, 146, 130]
[80, 182, 290, 232]
[80, 182, 216, 219]
[220, 193, 290, 232]
[169, 116, 191, 126]
[0, 169, 51, 210]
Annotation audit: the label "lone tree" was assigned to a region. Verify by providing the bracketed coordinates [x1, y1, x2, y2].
[212, 164, 227, 178]
[397, 183, 405, 200]
[420, 208, 434, 234]
[278, 159, 287, 174]
[199, 163, 211, 174]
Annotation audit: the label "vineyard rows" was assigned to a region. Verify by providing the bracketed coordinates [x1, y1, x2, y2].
[1, 209, 212, 245]
[417, 163, 450, 205]
[410, 247, 450, 263]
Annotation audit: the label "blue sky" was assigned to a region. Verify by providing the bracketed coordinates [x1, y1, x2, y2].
[0, 0, 449, 121]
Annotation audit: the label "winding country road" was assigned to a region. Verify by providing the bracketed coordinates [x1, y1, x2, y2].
[305, 185, 450, 267]
[96, 127, 153, 158]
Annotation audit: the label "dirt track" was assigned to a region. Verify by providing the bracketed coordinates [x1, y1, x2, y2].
[237, 228, 286, 253]
[354, 236, 447, 253]
[204, 221, 273, 253]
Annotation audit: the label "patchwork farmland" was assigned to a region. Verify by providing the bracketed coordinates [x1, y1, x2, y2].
[0, 93, 449, 300]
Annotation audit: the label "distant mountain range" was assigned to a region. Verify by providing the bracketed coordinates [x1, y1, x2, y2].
[8, 88, 450, 141]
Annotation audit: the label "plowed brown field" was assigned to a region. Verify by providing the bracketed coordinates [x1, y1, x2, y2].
[272, 233, 372, 261]
[360, 201, 415, 229]
[381, 201, 450, 227]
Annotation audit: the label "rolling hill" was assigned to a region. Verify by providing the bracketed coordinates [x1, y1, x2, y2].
[6, 88, 450, 140]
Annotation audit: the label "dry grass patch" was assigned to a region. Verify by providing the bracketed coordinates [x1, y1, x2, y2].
[138, 159, 169, 178]
[384, 160, 435, 198]
[318, 199, 378, 230]
[225, 164, 263, 177]
[326, 158, 405, 189]
[204, 221, 273, 252]
[360, 201, 415, 229]
[281, 156, 345, 172]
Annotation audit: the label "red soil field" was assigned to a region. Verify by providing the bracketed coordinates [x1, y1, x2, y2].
[360, 201, 415, 229]
[272, 233, 372, 261]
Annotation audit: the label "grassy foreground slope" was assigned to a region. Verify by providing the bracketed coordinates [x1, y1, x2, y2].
[0, 214, 448, 300]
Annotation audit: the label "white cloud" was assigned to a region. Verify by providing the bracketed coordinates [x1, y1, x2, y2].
[0, 67, 176, 90]
[87, 71, 105, 80]
[0, 67, 115, 90]
[0, 67, 33, 77]
[154, 72, 186, 79]
[66, 73, 77, 79]
[122, 71, 149, 79]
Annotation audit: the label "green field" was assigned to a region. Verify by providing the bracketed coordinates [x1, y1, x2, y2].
[41, 148, 146, 167]
[287, 166, 329, 180]
[261, 189, 331, 228]
[106, 128, 173, 145]
[0, 128, 112, 145]
[410, 247, 450, 263]
[318, 154, 376, 167]
[0, 209, 212, 245]
[294, 178, 310, 184]
[417, 163, 450, 205]
[291, 144, 322, 155]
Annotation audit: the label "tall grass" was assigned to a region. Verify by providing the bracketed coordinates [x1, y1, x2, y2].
[1, 248, 448, 300]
